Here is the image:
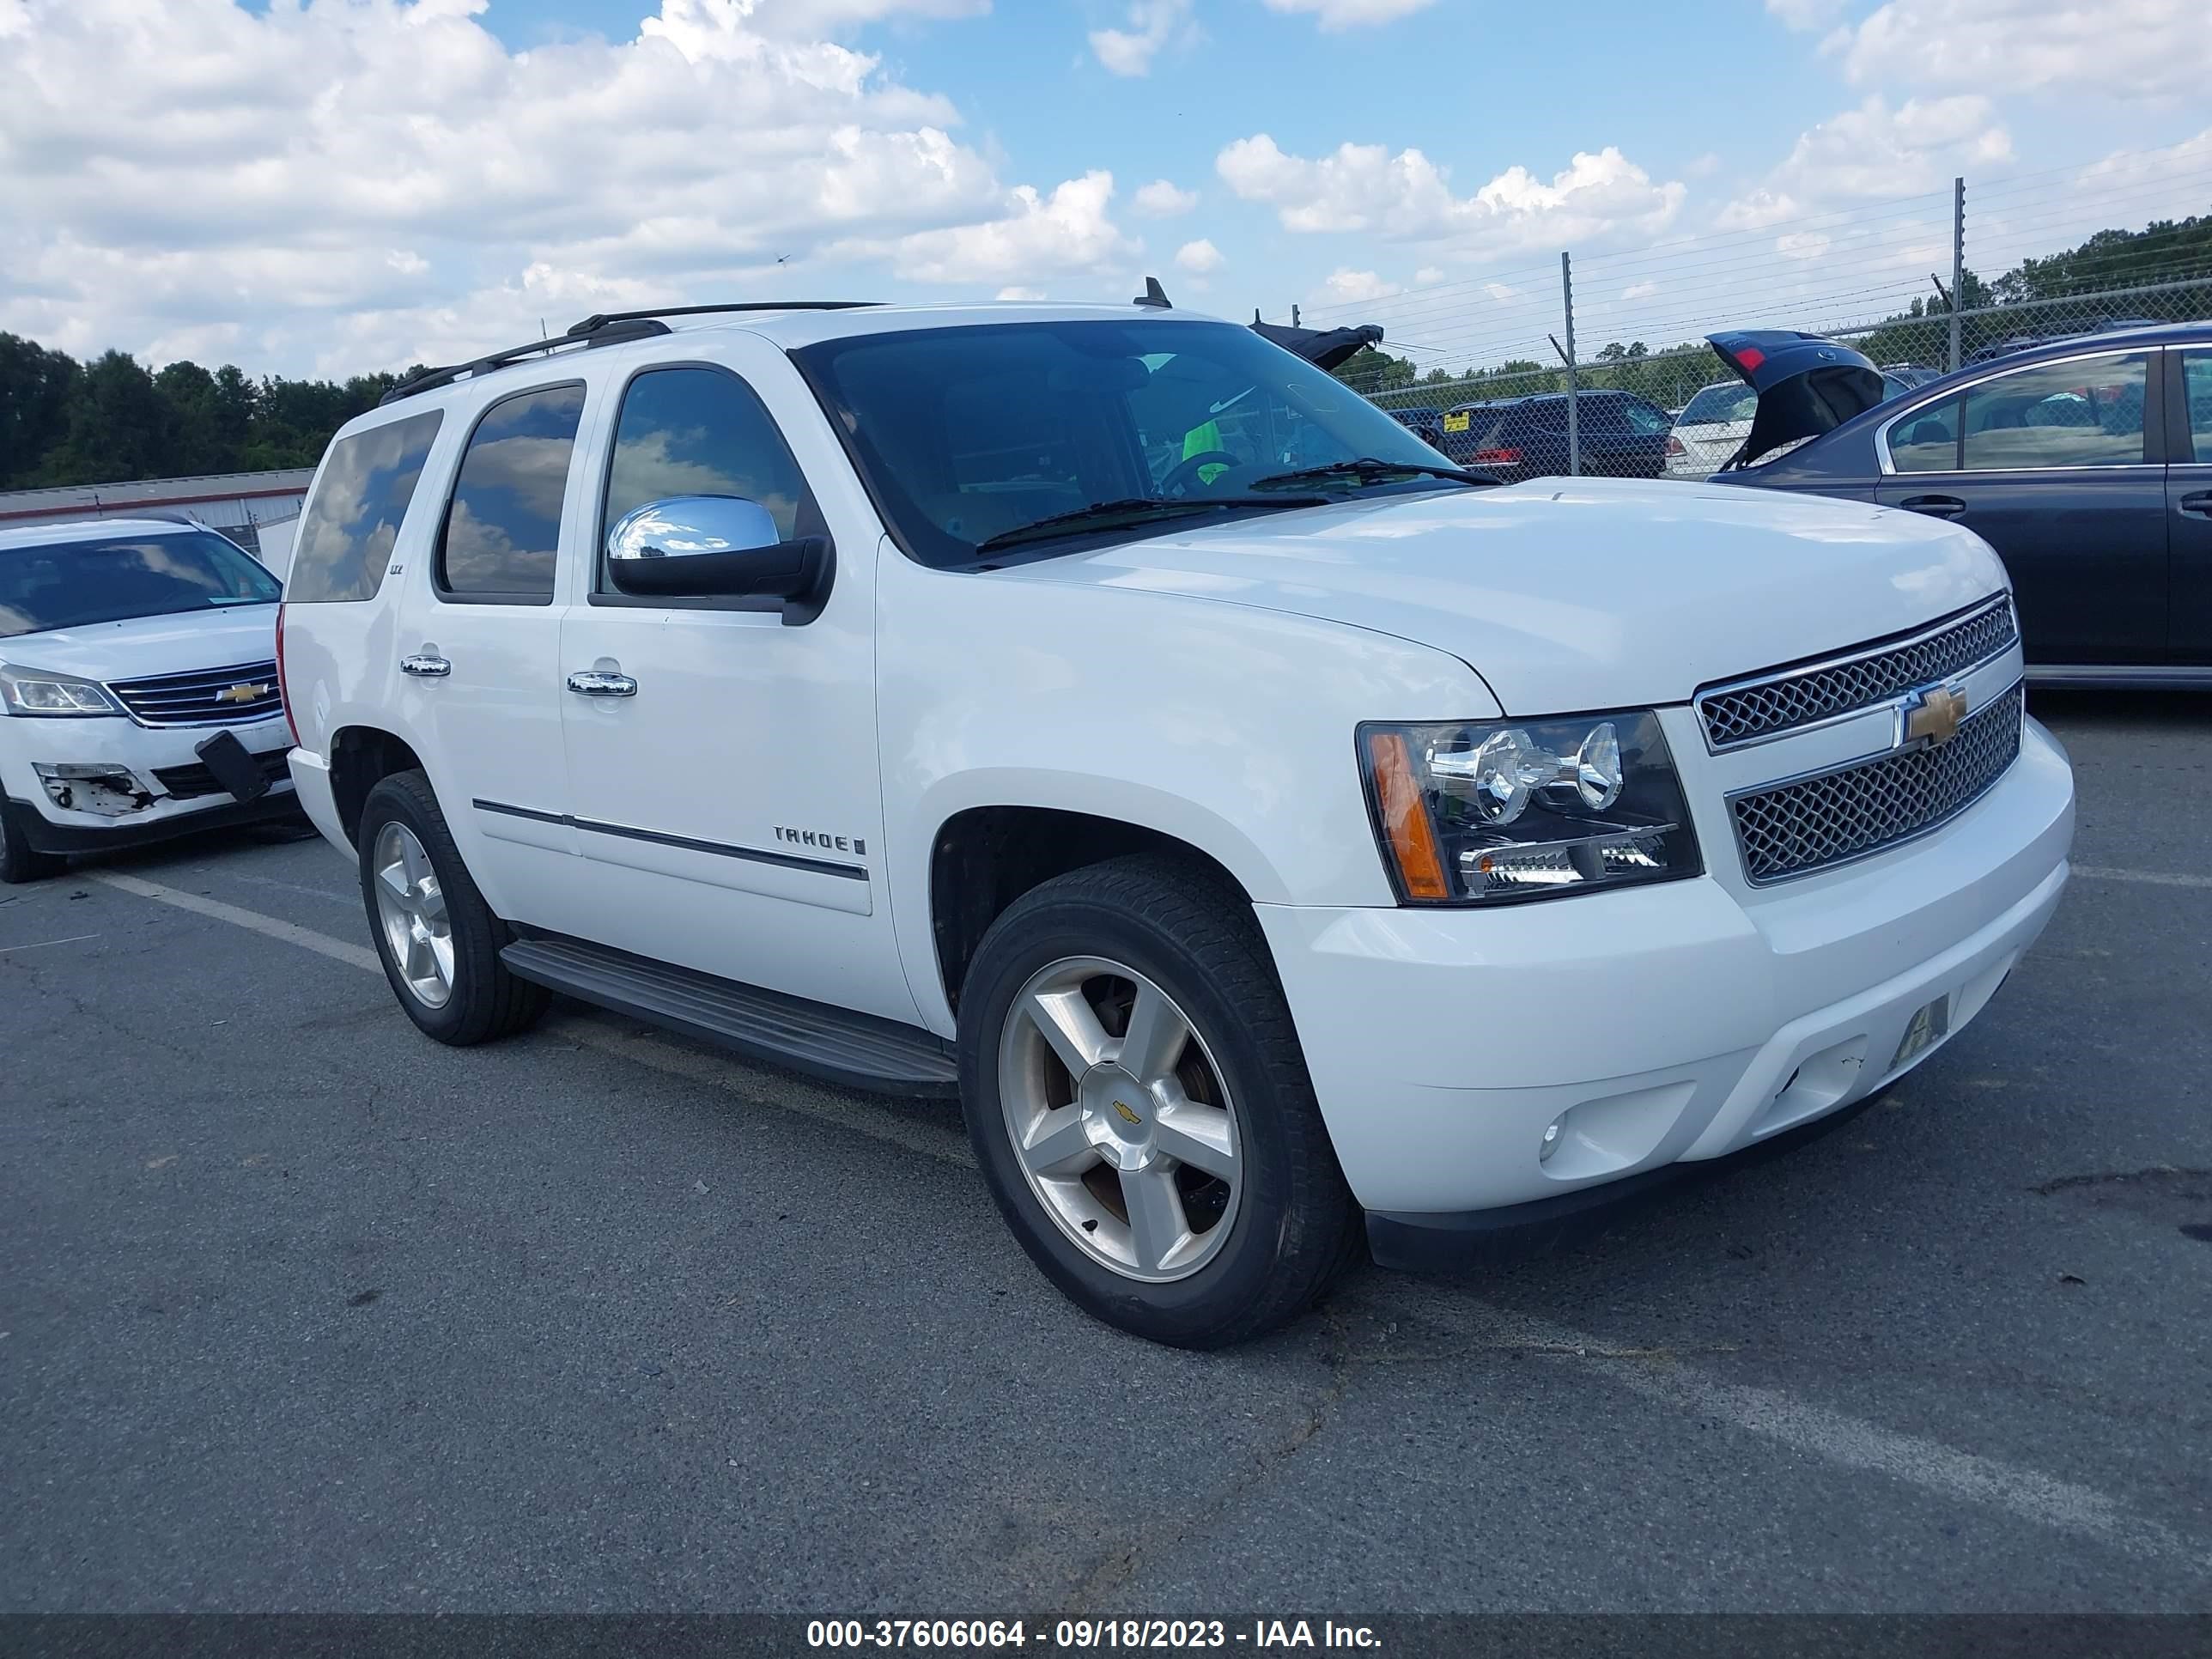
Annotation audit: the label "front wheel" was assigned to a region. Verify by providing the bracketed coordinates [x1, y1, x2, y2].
[356, 770, 548, 1045]
[0, 804, 65, 884]
[957, 856, 1359, 1347]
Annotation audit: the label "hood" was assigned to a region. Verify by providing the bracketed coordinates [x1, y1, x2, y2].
[1706, 331, 1887, 469]
[0, 605, 279, 683]
[992, 479, 2006, 714]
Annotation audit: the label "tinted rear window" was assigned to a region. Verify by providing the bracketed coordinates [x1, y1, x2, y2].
[0, 529, 281, 639]
[289, 410, 444, 603]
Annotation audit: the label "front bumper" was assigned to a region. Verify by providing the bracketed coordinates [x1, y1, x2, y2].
[1256, 715, 2074, 1227]
[0, 713, 297, 854]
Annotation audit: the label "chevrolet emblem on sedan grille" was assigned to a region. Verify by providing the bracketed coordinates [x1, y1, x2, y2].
[1900, 683, 1968, 750]
[218, 682, 271, 704]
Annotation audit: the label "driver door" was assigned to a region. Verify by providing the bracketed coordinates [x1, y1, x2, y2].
[553, 344, 919, 1025]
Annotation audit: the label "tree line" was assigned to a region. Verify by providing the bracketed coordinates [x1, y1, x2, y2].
[0, 333, 422, 491]
[1332, 210, 2212, 411]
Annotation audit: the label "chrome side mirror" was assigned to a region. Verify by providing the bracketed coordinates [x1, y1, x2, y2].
[606, 495, 781, 565]
[604, 495, 832, 623]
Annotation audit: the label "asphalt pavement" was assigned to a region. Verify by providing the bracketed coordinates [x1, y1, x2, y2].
[3, 690, 2208, 1613]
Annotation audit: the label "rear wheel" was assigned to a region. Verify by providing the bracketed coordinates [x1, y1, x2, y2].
[957, 855, 1359, 1347]
[357, 770, 547, 1045]
[0, 805, 65, 884]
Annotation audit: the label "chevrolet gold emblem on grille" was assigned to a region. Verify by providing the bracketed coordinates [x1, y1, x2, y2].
[1111, 1099, 1144, 1127]
[1902, 684, 1967, 749]
[217, 682, 271, 704]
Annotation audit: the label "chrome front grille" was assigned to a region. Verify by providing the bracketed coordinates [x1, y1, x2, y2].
[106, 659, 283, 728]
[1697, 596, 2018, 750]
[1729, 683, 2025, 884]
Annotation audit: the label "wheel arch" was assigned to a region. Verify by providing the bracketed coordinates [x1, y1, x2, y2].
[327, 725, 427, 850]
[922, 787, 1279, 1019]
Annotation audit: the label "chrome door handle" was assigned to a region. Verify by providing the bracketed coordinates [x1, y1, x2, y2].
[400, 653, 452, 678]
[566, 671, 637, 697]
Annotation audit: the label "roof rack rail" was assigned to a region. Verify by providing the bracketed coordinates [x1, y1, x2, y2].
[378, 316, 672, 406]
[564, 301, 880, 334]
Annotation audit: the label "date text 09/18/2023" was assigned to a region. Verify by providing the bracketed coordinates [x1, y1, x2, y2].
[805, 1619, 1382, 1650]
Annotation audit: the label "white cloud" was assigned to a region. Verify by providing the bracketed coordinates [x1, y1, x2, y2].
[1413, 265, 1445, 284]
[1764, 0, 1846, 28]
[1218, 134, 1686, 258]
[1133, 179, 1199, 216]
[1174, 238, 1224, 273]
[0, 0, 1132, 373]
[1620, 280, 1657, 299]
[1836, 0, 2209, 99]
[1777, 231, 1832, 260]
[871, 171, 1139, 283]
[1088, 0, 1194, 76]
[1261, 0, 1438, 27]
[995, 286, 1045, 301]
[1317, 269, 1401, 304]
[1720, 94, 2011, 223]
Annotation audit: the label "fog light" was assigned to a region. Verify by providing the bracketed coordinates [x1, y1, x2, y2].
[35, 763, 151, 817]
[1539, 1118, 1564, 1162]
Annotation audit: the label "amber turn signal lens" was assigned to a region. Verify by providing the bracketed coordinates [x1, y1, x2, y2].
[1366, 730, 1450, 900]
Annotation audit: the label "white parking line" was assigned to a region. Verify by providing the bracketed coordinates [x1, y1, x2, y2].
[91, 868, 970, 1167]
[84, 867, 2205, 1565]
[0, 933, 100, 955]
[1364, 1284, 2208, 1569]
[2073, 866, 2212, 890]
[90, 871, 383, 971]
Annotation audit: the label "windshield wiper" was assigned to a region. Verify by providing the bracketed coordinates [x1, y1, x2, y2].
[1247, 457, 1497, 491]
[974, 495, 1323, 554]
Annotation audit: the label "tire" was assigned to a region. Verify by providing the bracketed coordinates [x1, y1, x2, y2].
[0, 804, 65, 884]
[957, 854, 1360, 1348]
[356, 769, 548, 1045]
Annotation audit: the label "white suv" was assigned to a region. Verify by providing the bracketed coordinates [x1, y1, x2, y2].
[278, 300, 2075, 1346]
[2, 516, 296, 882]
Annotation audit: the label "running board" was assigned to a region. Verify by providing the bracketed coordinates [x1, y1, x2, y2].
[501, 935, 960, 1097]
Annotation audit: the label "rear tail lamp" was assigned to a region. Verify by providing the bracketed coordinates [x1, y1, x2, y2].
[275, 603, 301, 747]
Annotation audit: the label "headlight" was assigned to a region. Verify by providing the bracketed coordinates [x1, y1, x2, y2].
[0, 662, 124, 718]
[1360, 711, 1700, 903]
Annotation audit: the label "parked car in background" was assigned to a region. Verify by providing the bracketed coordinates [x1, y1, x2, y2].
[1384, 404, 1449, 453]
[278, 295, 2072, 1346]
[1442, 390, 1672, 481]
[1667, 368, 1922, 477]
[1, 516, 296, 881]
[1703, 323, 2212, 684]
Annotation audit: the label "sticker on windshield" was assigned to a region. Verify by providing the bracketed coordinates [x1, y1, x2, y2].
[1443, 411, 1470, 434]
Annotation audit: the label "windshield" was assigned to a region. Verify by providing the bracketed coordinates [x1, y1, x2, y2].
[1680, 382, 1759, 426]
[0, 528, 280, 639]
[793, 319, 1465, 567]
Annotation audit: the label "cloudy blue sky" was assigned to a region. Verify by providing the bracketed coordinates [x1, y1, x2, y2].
[1, 0, 2205, 376]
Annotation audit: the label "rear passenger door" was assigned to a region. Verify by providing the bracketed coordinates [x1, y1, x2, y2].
[398, 381, 589, 929]
[1876, 349, 2164, 667]
[2167, 348, 2212, 667]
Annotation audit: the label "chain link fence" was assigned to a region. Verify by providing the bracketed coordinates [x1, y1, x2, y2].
[1300, 145, 2212, 479]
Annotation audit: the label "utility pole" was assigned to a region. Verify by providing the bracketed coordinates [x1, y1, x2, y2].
[1559, 251, 1580, 477]
[1949, 176, 1966, 374]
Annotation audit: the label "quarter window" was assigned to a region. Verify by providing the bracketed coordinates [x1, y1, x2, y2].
[438, 383, 586, 602]
[1957, 352, 2148, 471]
[600, 366, 815, 579]
[289, 410, 443, 603]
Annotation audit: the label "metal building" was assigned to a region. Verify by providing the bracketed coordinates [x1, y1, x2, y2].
[0, 469, 314, 563]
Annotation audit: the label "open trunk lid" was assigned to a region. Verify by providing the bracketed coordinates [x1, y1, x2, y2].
[1705, 330, 1886, 469]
